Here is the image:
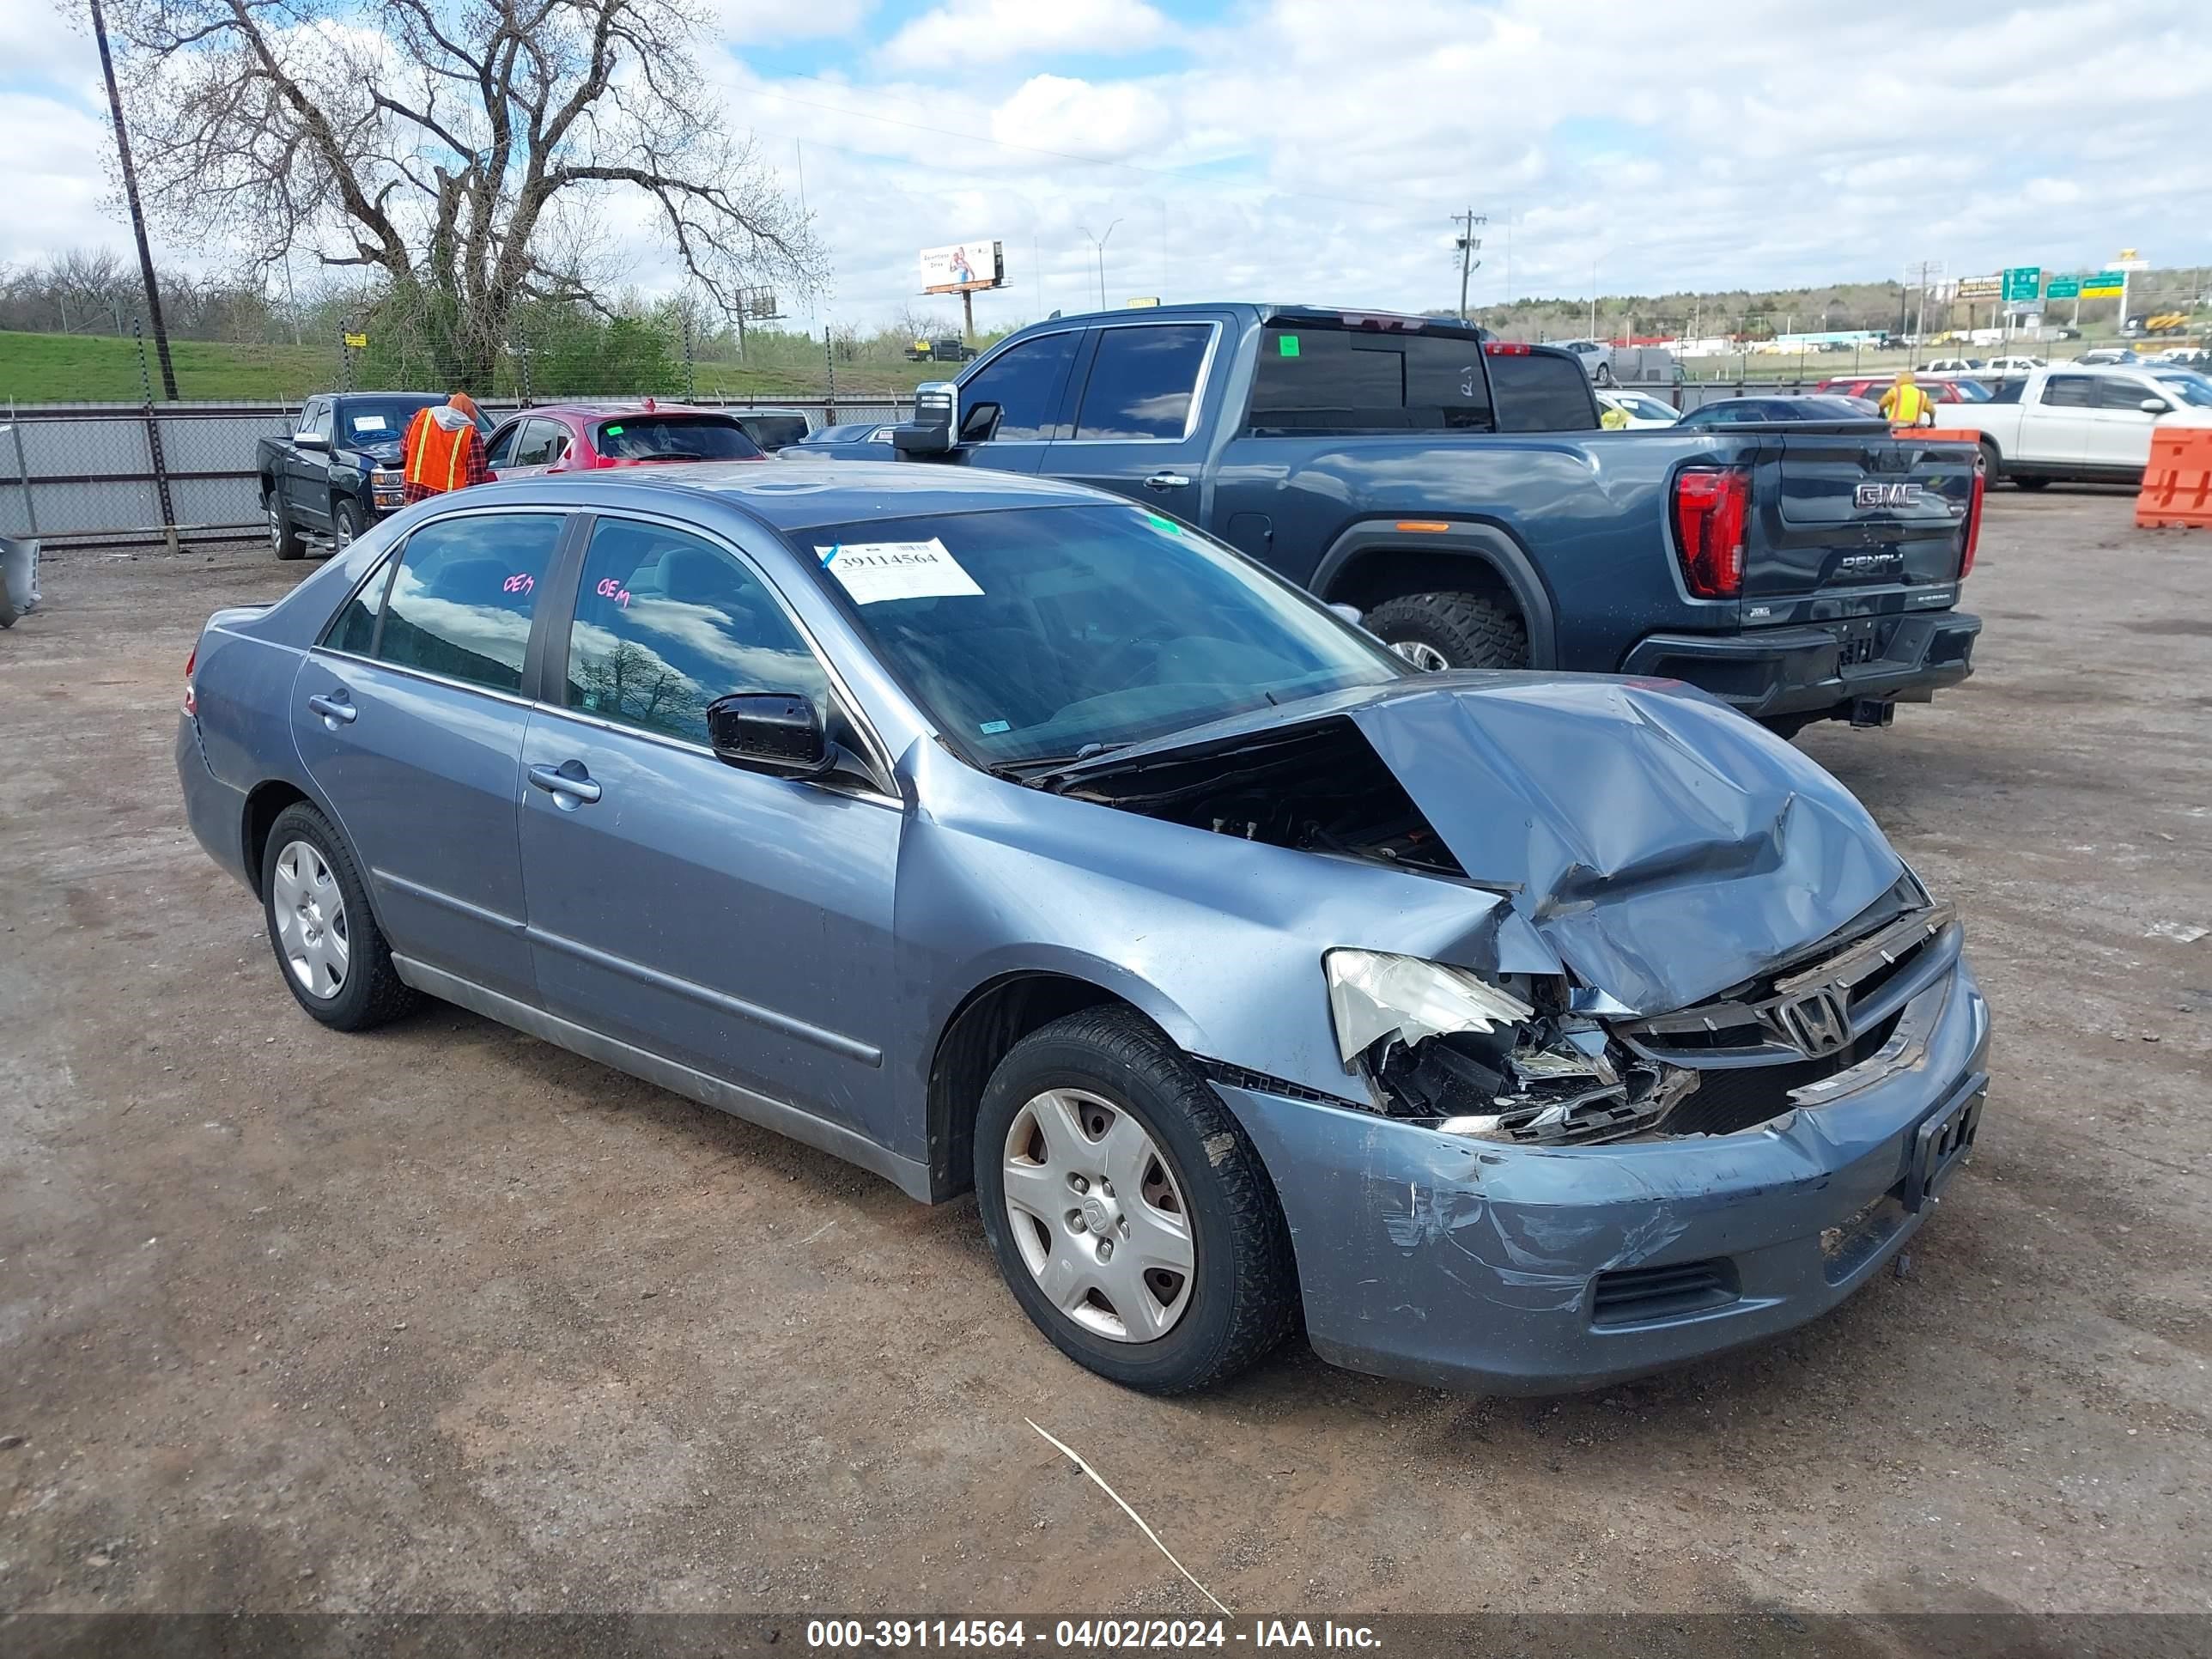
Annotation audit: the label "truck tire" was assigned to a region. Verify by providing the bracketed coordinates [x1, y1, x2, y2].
[1365, 591, 1530, 672]
[1977, 438, 2003, 486]
[2013, 476, 2051, 491]
[266, 495, 306, 561]
[331, 498, 365, 550]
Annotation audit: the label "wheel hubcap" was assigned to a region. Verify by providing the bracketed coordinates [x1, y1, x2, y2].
[267, 506, 283, 549]
[1392, 639, 1452, 672]
[1002, 1088, 1194, 1343]
[271, 840, 349, 1000]
[334, 515, 353, 549]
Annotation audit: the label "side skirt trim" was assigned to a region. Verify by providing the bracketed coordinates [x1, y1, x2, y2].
[390, 954, 933, 1203]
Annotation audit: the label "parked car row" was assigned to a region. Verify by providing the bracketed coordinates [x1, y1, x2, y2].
[183, 332, 1993, 1391]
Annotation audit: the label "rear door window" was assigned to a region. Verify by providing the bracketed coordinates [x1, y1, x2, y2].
[1487, 351, 1601, 432]
[960, 331, 1082, 441]
[1072, 325, 1214, 440]
[1248, 327, 1495, 433]
[2041, 376, 2096, 408]
[375, 513, 567, 694]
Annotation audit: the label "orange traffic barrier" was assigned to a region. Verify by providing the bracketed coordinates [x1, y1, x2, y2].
[2136, 426, 2212, 529]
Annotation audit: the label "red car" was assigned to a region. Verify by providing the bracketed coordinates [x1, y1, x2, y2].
[1814, 377, 1984, 404]
[483, 400, 769, 477]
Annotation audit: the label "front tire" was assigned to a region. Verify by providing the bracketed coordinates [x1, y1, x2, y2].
[331, 498, 365, 549]
[259, 802, 421, 1030]
[1365, 590, 1530, 672]
[974, 1007, 1296, 1394]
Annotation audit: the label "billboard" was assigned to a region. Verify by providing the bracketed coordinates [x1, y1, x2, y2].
[920, 240, 1005, 295]
[1955, 276, 2002, 301]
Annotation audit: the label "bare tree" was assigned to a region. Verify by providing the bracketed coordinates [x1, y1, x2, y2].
[101, 0, 823, 384]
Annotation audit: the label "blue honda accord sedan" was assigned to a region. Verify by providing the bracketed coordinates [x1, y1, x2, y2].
[178, 462, 1990, 1395]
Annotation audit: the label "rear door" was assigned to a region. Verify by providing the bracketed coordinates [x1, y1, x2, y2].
[2023, 373, 2097, 466]
[293, 507, 571, 1000]
[1042, 317, 1225, 520]
[1741, 422, 1979, 609]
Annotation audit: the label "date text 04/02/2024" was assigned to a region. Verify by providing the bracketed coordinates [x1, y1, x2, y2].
[801, 1620, 1382, 1650]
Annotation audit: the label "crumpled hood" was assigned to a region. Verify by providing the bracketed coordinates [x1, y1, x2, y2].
[1344, 676, 1905, 1013]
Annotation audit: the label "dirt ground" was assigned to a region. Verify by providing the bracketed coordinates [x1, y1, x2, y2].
[2, 490, 2207, 1625]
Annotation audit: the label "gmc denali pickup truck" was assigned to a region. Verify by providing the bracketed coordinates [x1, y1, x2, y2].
[822, 304, 1984, 735]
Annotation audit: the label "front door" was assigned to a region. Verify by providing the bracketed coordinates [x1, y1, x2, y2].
[288, 398, 337, 531]
[2083, 374, 2166, 471]
[518, 514, 902, 1137]
[947, 327, 1085, 475]
[1044, 319, 1223, 524]
[293, 507, 570, 1000]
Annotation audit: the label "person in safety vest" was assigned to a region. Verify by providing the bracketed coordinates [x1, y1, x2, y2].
[1880, 370, 1935, 427]
[400, 392, 490, 503]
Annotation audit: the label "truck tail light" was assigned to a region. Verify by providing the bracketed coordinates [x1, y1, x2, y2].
[1671, 467, 1750, 599]
[183, 644, 198, 718]
[1482, 342, 1532, 356]
[1961, 455, 1986, 579]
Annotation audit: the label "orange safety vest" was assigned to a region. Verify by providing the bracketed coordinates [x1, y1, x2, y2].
[404, 407, 477, 494]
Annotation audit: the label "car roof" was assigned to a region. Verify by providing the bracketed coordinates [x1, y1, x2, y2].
[466, 459, 1113, 534]
[505, 401, 743, 422]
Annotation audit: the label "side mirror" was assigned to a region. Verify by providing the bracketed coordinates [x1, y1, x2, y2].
[957, 400, 1003, 445]
[2141, 398, 2170, 414]
[892, 380, 957, 457]
[705, 690, 833, 779]
[294, 430, 330, 449]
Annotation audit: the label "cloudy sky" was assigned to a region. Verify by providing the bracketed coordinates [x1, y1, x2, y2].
[5, 0, 2210, 331]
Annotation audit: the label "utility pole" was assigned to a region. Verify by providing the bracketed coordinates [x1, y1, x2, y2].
[1450, 209, 1486, 321]
[88, 0, 178, 400]
[1906, 258, 1943, 350]
[1079, 221, 1121, 311]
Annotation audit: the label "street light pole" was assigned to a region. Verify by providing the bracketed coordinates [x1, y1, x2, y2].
[1079, 220, 1122, 311]
[88, 0, 178, 399]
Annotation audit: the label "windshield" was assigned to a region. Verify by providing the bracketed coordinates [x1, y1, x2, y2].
[340, 397, 436, 446]
[2150, 371, 2212, 408]
[1950, 380, 1994, 401]
[796, 504, 1408, 766]
[594, 415, 763, 461]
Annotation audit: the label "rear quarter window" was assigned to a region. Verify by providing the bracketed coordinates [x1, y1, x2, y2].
[1489, 351, 1601, 432]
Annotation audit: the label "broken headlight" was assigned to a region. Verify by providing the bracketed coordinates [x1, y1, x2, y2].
[1323, 948, 1697, 1147]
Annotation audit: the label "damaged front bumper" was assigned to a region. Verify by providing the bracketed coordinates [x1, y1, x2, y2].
[1207, 955, 1991, 1395]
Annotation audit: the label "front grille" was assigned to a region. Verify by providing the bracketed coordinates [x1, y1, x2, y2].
[1591, 1258, 1741, 1327]
[1660, 1012, 1899, 1136]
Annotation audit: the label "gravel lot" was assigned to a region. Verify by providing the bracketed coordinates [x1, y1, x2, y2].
[2, 491, 2207, 1624]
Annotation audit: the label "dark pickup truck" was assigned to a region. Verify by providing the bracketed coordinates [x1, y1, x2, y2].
[842, 304, 1984, 733]
[255, 392, 459, 560]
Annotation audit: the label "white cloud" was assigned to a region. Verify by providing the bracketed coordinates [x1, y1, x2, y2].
[0, 94, 129, 270]
[988, 75, 1169, 161]
[709, 0, 876, 46]
[877, 0, 1172, 70]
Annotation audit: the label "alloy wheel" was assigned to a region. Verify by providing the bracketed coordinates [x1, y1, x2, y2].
[1392, 639, 1452, 672]
[271, 839, 349, 1000]
[1000, 1088, 1194, 1342]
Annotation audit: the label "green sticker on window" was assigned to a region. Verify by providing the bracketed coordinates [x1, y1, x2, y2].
[1278, 335, 1300, 357]
[605, 423, 624, 435]
[1146, 514, 1181, 535]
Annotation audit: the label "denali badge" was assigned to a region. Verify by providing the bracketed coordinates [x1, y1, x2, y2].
[1838, 550, 1905, 575]
[1855, 482, 1923, 509]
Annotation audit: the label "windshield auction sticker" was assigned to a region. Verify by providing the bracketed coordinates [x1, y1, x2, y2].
[817, 538, 984, 605]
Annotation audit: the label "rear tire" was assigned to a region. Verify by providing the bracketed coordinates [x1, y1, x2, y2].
[1977, 440, 2004, 487]
[1365, 590, 1530, 672]
[1595, 363, 1616, 387]
[974, 1007, 1297, 1394]
[2013, 476, 2051, 491]
[267, 495, 306, 561]
[259, 802, 422, 1031]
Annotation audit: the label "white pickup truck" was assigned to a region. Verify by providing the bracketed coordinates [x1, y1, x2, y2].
[1948, 362, 2212, 487]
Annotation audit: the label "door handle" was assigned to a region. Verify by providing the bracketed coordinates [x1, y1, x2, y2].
[528, 761, 602, 805]
[1143, 471, 1191, 490]
[307, 691, 356, 726]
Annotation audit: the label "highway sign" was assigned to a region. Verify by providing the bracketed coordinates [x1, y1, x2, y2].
[2002, 266, 2041, 302]
[2044, 276, 2081, 300]
[2080, 270, 2125, 297]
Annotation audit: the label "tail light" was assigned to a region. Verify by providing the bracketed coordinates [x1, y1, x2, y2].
[182, 644, 198, 717]
[1482, 342, 1532, 356]
[1672, 467, 1750, 599]
[1960, 455, 1986, 579]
